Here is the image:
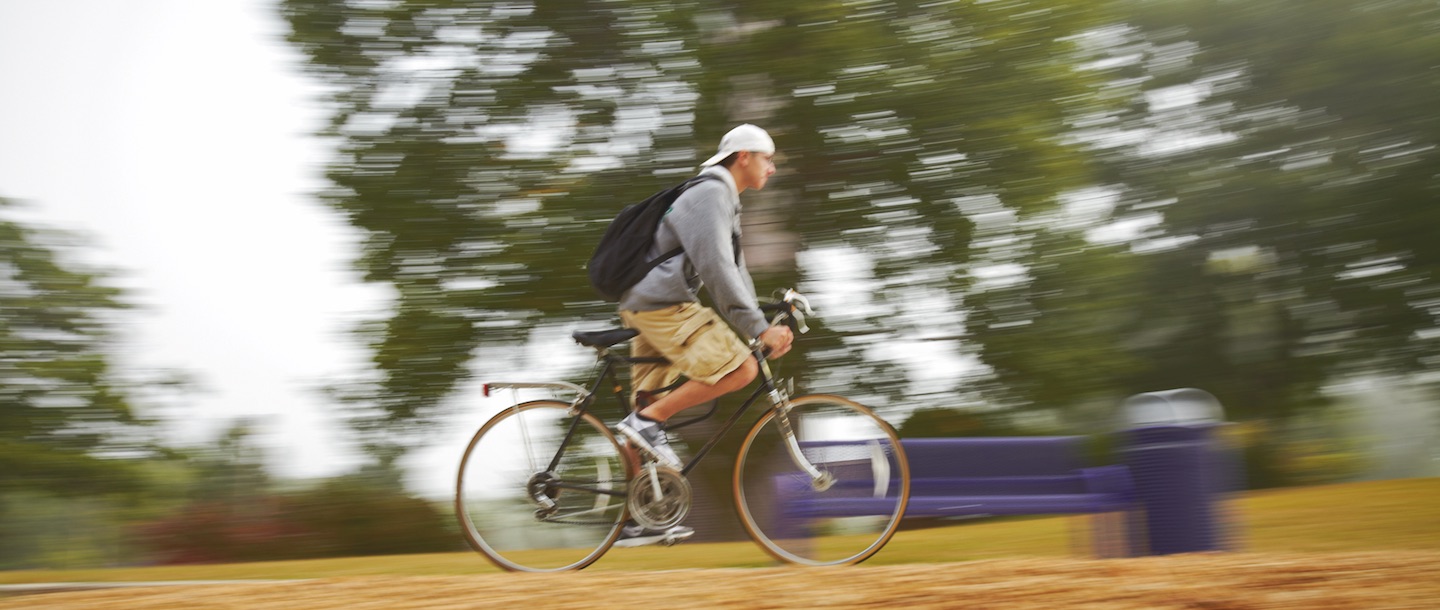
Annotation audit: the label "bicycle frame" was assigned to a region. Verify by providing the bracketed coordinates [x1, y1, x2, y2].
[483, 341, 815, 485]
[481, 290, 826, 504]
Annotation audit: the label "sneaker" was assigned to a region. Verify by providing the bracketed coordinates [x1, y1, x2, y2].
[613, 522, 695, 548]
[616, 412, 683, 469]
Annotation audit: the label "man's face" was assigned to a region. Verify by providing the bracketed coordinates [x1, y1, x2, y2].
[739, 151, 777, 192]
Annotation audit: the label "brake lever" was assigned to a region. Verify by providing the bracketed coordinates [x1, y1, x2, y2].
[782, 289, 813, 334]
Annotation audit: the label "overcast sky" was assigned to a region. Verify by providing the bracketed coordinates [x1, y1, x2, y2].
[0, 0, 380, 480]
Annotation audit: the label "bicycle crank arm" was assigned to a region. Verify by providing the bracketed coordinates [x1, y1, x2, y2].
[647, 462, 664, 498]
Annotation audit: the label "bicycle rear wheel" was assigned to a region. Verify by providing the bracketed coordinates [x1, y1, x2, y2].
[456, 400, 631, 572]
[733, 394, 910, 566]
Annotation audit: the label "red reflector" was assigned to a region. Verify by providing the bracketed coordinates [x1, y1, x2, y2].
[481, 384, 490, 397]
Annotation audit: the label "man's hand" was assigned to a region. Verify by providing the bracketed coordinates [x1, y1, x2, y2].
[758, 326, 794, 360]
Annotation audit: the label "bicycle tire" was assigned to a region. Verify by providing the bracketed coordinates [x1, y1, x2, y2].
[455, 400, 631, 572]
[733, 394, 910, 566]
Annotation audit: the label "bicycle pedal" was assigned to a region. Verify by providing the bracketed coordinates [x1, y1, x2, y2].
[660, 531, 692, 547]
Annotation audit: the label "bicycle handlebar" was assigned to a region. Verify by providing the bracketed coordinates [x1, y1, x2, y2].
[760, 288, 814, 335]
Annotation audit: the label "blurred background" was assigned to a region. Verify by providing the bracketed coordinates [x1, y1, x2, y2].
[1, 0, 1437, 569]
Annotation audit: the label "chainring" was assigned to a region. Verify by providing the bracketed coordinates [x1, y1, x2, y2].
[627, 465, 691, 529]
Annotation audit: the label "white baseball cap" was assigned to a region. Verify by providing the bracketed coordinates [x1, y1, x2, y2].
[699, 124, 775, 167]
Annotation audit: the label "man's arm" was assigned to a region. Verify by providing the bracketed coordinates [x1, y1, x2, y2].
[667, 183, 769, 340]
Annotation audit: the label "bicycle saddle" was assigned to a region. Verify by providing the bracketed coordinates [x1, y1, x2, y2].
[572, 328, 639, 348]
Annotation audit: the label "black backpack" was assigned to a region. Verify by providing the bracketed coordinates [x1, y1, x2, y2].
[588, 175, 718, 301]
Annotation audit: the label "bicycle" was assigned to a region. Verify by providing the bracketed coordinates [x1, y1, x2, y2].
[454, 290, 911, 572]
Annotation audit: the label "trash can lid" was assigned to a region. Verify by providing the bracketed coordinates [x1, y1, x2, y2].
[1122, 388, 1224, 427]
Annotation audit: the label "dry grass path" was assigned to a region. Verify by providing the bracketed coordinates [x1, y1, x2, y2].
[5, 552, 1439, 609]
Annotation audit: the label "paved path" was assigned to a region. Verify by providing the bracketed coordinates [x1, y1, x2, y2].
[0, 580, 307, 596]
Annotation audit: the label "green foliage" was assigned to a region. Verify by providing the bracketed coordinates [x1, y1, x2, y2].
[0, 199, 150, 497]
[1260, 407, 1374, 486]
[896, 407, 1052, 438]
[968, 235, 1151, 412]
[1122, 1, 1440, 411]
[0, 201, 168, 568]
[964, 0, 1440, 484]
[0, 491, 142, 570]
[135, 477, 458, 565]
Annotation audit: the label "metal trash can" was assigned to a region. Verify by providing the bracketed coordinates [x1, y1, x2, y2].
[1120, 389, 1238, 555]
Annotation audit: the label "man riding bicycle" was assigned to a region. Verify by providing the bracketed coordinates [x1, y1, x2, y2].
[613, 124, 795, 546]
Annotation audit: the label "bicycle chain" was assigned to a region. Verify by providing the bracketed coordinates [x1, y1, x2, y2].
[536, 477, 628, 526]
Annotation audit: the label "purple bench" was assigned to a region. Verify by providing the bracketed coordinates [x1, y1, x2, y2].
[776, 437, 1136, 554]
[898, 437, 1134, 518]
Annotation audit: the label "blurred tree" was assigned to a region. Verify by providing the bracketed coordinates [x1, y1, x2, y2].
[0, 198, 149, 497]
[1112, 0, 1439, 416]
[897, 406, 1046, 438]
[967, 230, 1150, 421]
[0, 198, 157, 567]
[177, 419, 276, 505]
[1182, 1, 1431, 364]
[136, 472, 457, 564]
[277, 475, 458, 557]
[280, 0, 1111, 449]
[966, 0, 1440, 484]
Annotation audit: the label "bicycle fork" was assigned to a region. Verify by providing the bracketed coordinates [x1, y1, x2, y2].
[763, 362, 835, 492]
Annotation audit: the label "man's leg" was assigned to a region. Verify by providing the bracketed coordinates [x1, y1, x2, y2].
[638, 357, 757, 422]
[628, 330, 684, 411]
[621, 331, 680, 470]
[614, 304, 754, 547]
[618, 303, 755, 463]
[620, 303, 757, 418]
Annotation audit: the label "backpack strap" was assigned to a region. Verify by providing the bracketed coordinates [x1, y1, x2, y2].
[649, 174, 723, 267]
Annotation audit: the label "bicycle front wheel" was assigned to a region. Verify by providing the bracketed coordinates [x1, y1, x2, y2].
[456, 400, 631, 572]
[733, 394, 910, 566]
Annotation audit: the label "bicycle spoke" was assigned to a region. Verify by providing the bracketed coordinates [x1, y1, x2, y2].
[456, 400, 630, 572]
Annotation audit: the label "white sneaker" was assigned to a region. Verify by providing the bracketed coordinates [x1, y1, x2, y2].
[613, 523, 695, 548]
[616, 412, 682, 469]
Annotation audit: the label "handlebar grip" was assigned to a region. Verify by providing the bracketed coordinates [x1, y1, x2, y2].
[761, 290, 811, 334]
[760, 303, 799, 334]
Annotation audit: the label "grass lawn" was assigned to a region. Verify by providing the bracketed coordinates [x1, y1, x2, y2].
[2, 477, 1436, 583]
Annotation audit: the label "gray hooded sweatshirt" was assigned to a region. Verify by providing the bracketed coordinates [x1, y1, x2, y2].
[618, 166, 768, 340]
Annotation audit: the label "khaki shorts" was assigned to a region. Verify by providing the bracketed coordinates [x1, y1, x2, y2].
[620, 302, 751, 396]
